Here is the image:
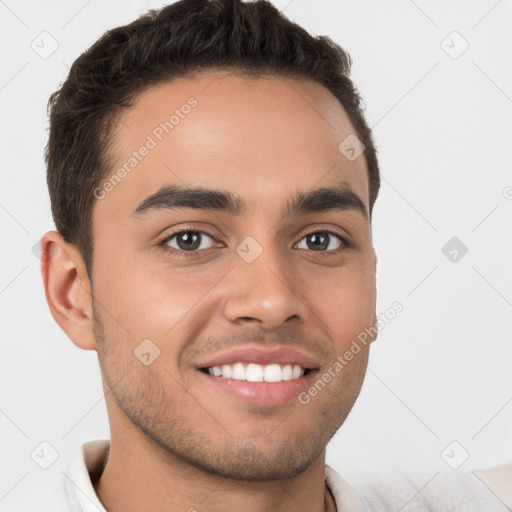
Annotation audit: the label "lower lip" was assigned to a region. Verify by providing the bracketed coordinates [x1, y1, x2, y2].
[196, 369, 318, 406]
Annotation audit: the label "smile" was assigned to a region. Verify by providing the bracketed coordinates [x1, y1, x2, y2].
[201, 362, 309, 382]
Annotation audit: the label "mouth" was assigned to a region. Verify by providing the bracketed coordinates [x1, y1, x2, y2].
[194, 345, 321, 406]
[196, 362, 319, 406]
[198, 362, 313, 382]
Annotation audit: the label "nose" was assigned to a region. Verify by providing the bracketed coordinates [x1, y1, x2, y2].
[222, 242, 311, 330]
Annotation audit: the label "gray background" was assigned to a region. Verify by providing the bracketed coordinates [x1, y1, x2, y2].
[1, 0, 511, 507]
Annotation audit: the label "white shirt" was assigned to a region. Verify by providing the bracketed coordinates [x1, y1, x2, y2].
[21, 439, 512, 511]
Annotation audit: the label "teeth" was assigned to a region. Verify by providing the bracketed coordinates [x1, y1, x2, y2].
[282, 364, 293, 381]
[292, 364, 302, 379]
[221, 364, 232, 378]
[263, 364, 282, 382]
[246, 363, 263, 382]
[232, 362, 245, 380]
[207, 363, 306, 382]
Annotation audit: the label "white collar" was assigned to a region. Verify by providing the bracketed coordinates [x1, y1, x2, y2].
[64, 439, 365, 512]
[472, 464, 512, 510]
[64, 439, 109, 512]
[325, 463, 366, 511]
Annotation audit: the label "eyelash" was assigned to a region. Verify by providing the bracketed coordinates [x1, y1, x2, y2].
[157, 228, 349, 259]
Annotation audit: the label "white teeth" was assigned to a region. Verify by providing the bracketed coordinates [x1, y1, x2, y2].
[245, 363, 263, 382]
[282, 364, 293, 380]
[221, 364, 232, 378]
[263, 364, 282, 382]
[292, 364, 302, 379]
[206, 363, 306, 382]
[232, 362, 245, 380]
[246, 363, 264, 382]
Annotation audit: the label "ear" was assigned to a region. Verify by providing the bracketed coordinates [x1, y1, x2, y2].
[370, 247, 378, 344]
[40, 231, 97, 351]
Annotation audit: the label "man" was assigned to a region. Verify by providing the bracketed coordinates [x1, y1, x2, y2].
[34, 0, 510, 510]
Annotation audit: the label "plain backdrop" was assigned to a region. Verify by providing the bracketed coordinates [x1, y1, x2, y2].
[1, 0, 511, 507]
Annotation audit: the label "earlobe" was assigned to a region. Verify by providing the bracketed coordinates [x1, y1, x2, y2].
[40, 231, 97, 351]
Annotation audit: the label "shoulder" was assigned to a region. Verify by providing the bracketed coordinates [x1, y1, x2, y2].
[8, 472, 78, 512]
[329, 464, 511, 512]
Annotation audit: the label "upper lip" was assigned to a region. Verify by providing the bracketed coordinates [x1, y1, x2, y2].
[195, 345, 320, 370]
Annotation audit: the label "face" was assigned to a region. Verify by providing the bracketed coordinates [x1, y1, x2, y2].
[90, 71, 377, 480]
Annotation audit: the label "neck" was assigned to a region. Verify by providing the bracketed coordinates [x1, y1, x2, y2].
[94, 433, 336, 512]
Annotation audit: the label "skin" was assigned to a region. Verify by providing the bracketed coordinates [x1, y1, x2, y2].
[41, 70, 378, 512]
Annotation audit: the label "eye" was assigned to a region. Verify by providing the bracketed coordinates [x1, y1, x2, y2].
[157, 228, 348, 259]
[295, 231, 346, 252]
[159, 229, 218, 257]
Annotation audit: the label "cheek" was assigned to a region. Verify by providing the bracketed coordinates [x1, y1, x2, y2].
[308, 262, 376, 341]
[93, 251, 190, 329]
[92, 260, 218, 370]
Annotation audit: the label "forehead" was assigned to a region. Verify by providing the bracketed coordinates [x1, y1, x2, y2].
[98, 71, 369, 220]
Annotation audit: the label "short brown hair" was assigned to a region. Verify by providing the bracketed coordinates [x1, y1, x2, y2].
[45, 0, 380, 278]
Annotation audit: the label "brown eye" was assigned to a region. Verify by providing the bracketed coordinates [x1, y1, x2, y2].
[162, 230, 216, 253]
[296, 231, 345, 252]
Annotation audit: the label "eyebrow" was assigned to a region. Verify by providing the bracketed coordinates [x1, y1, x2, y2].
[132, 180, 368, 220]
